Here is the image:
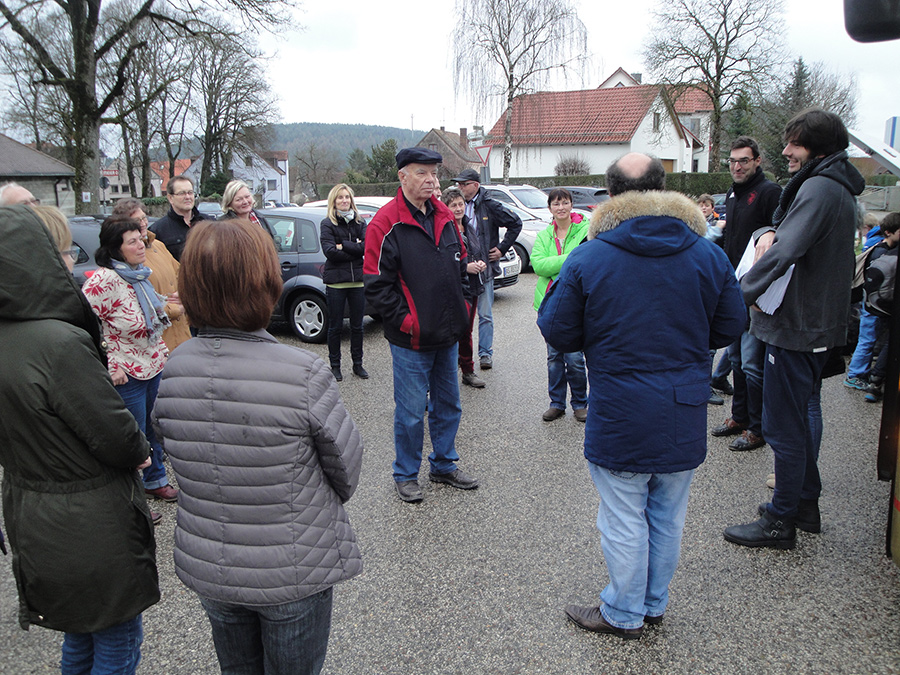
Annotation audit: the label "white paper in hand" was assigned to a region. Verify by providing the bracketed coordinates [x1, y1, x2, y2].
[734, 238, 793, 315]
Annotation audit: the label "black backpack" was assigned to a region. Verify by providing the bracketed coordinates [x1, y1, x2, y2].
[864, 247, 898, 318]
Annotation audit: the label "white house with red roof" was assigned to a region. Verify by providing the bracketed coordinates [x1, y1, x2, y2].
[483, 67, 714, 178]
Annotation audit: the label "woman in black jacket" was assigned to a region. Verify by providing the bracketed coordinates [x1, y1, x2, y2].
[320, 183, 368, 381]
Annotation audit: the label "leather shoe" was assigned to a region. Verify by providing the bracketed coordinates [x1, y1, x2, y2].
[395, 480, 423, 503]
[729, 430, 766, 451]
[462, 371, 486, 388]
[542, 407, 565, 422]
[711, 376, 734, 395]
[644, 614, 664, 625]
[574, 408, 588, 423]
[723, 511, 796, 549]
[145, 485, 179, 502]
[564, 605, 643, 640]
[352, 364, 369, 379]
[331, 367, 343, 382]
[708, 389, 725, 405]
[429, 468, 479, 490]
[711, 418, 745, 437]
[758, 500, 820, 533]
[150, 510, 162, 526]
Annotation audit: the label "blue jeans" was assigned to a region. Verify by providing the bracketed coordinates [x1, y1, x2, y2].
[390, 343, 462, 481]
[762, 345, 828, 520]
[711, 348, 732, 380]
[588, 463, 694, 629]
[325, 285, 365, 368]
[200, 588, 333, 675]
[61, 615, 143, 675]
[546, 343, 587, 410]
[477, 277, 493, 358]
[116, 373, 167, 489]
[728, 328, 765, 435]
[847, 309, 882, 379]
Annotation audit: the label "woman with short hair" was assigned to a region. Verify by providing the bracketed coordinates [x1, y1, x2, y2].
[320, 183, 368, 381]
[154, 218, 363, 675]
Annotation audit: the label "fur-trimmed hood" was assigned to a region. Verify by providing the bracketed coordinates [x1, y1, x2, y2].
[587, 190, 707, 259]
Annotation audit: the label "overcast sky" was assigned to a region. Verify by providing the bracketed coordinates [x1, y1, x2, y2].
[265, 0, 899, 147]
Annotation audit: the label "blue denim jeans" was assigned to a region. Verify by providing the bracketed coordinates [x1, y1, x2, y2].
[61, 614, 143, 675]
[847, 309, 883, 379]
[477, 277, 493, 358]
[390, 343, 462, 481]
[728, 328, 765, 435]
[762, 345, 828, 520]
[711, 347, 732, 380]
[200, 588, 333, 675]
[546, 343, 587, 410]
[325, 285, 365, 368]
[116, 373, 167, 489]
[588, 463, 694, 629]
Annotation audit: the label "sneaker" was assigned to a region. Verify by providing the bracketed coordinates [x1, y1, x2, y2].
[479, 355, 492, 370]
[462, 371, 486, 388]
[843, 376, 868, 390]
[864, 381, 883, 402]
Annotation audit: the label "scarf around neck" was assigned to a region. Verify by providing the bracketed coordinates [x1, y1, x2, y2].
[772, 156, 824, 227]
[110, 259, 171, 343]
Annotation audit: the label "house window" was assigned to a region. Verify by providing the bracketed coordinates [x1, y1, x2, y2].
[121, 185, 129, 193]
[267, 179, 277, 192]
[245, 156, 253, 167]
[653, 113, 661, 132]
[692, 159, 699, 172]
[689, 117, 701, 135]
[111, 185, 119, 193]
[429, 143, 437, 151]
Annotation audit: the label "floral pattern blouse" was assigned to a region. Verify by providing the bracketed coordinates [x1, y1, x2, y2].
[82, 267, 168, 380]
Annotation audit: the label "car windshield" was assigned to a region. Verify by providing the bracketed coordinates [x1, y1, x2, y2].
[512, 187, 552, 209]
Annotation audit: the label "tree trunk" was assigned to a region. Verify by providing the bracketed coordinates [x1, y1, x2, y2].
[72, 114, 101, 215]
[503, 87, 514, 184]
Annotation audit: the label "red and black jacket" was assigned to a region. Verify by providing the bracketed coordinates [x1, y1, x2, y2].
[364, 189, 470, 351]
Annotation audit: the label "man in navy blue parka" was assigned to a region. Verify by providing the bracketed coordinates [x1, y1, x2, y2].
[538, 153, 745, 639]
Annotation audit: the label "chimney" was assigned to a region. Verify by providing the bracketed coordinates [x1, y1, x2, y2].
[460, 128, 468, 149]
[440, 126, 445, 131]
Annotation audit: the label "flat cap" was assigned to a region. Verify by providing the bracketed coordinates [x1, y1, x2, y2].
[451, 168, 481, 183]
[396, 147, 443, 169]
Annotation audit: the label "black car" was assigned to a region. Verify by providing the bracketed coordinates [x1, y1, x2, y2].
[541, 186, 610, 211]
[68, 216, 103, 286]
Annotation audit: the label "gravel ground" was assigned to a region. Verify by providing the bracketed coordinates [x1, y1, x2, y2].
[1, 273, 898, 674]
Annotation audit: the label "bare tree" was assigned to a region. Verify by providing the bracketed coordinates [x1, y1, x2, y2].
[293, 141, 343, 200]
[643, 0, 787, 171]
[555, 153, 590, 176]
[452, 0, 588, 183]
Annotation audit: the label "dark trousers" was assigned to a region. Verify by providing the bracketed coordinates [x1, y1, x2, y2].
[458, 300, 478, 374]
[326, 285, 364, 368]
[762, 345, 828, 520]
[728, 328, 766, 436]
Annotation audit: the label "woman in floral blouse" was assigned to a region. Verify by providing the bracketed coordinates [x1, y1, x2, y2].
[83, 217, 178, 519]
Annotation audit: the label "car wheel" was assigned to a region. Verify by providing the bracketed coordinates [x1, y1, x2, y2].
[289, 293, 327, 343]
[513, 243, 530, 271]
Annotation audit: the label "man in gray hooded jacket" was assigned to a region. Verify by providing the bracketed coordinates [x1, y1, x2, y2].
[724, 109, 865, 549]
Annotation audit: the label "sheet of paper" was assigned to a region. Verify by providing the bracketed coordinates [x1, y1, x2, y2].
[734, 238, 794, 315]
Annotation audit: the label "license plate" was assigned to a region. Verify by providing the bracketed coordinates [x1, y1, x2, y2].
[503, 262, 520, 277]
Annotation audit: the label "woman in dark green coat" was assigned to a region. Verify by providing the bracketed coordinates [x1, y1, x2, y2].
[0, 205, 159, 674]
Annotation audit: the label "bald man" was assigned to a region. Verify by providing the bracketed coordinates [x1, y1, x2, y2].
[0, 183, 39, 207]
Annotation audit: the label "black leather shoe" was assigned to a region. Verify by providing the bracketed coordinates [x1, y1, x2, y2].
[395, 480, 423, 503]
[723, 512, 796, 549]
[564, 605, 643, 640]
[711, 377, 734, 395]
[331, 367, 343, 382]
[711, 418, 745, 437]
[429, 468, 479, 490]
[758, 500, 820, 533]
[729, 430, 766, 451]
[708, 389, 725, 405]
[644, 614, 664, 625]
[352, 364, 369, 379]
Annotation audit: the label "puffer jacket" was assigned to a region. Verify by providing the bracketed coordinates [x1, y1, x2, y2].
[531, 212, 588, 311]
[153, 328, 363, 606]
[538, 191, 746, 473]
[320, 214, 366, 285]
[0, 206, 158, 632]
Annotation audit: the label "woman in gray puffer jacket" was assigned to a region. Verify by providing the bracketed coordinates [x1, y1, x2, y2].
[153, 218, 363, 675]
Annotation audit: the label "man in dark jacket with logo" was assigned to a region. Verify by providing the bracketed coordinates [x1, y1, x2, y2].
[724, 109, 865, 549]
[149, 175, 207, 261]
[364, 148, 478, 503]
[711, 136, 781, 452]
[451, 168, 522, 370]
[539, 154, 745, 640]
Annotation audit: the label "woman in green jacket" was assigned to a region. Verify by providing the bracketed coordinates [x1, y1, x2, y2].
[532, 188, 589, 422]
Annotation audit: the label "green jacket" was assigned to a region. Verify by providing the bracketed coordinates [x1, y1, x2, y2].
[0, 206, 159, 633]
[532, 213, 589, 311]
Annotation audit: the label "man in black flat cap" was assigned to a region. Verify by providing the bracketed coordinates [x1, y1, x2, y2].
[364, 148, 479, 503]
[451, 168, 522, 369]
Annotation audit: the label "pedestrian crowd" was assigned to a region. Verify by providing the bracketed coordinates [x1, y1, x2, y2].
[0, 106, 891, 671]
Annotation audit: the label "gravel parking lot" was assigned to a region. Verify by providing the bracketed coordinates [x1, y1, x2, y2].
[2, 273, 899, 674]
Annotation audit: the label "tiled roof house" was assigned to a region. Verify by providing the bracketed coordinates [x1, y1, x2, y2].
[0, 133, 76, 214]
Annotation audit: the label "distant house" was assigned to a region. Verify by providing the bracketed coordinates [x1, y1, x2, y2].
[150, 159, 194, 195]
[416, 127, 483, 179]
[483, 67, 714, 178]
[182, 146, 290, 203]
[0, 133, 75, 214]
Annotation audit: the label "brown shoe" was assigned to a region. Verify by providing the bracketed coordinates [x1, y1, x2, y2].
[542, 407, 565, 422]
[145, 485, 179, 502]
[574, 408, 588, 423]
[729, 430, 766, 451]
[150, 510, 162, 526]
[711, 418, 746, 437]
[565, 604, 643, 640]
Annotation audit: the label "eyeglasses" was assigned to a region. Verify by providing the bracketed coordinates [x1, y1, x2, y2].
[62, 247, 80, 261]
[172, 191, 195, 197]
[727, 157, 756, 166]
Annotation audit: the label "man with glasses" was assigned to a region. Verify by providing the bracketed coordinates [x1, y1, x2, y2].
[711, 137, 781, 453]
[149, 175, 207, 261]
[0, 182, 40, 206]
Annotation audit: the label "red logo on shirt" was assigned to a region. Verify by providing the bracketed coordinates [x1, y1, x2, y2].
[747, 191, 757, 205]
